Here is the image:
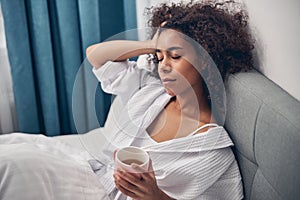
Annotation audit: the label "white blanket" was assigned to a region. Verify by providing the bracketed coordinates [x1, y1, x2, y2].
[0, 133, 110, 200]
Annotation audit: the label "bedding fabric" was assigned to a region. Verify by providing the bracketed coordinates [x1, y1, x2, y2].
[0, 133, 110, 200]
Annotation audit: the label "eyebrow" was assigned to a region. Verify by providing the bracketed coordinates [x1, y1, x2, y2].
[156, 46, 183, 52]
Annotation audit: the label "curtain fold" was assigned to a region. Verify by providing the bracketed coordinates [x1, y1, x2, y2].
[0, 0, 137, 136]
[0, 3, 18, 134]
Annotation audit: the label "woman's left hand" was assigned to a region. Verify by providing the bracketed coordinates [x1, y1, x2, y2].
[113, 159, 169, 200]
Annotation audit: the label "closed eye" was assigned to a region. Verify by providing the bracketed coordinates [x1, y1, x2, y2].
[156, 55, 181, 62]
[171, 55, 181, 60]
[155, 49, 182, 62]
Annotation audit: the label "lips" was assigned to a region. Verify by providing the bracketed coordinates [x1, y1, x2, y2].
[162, 78, 176, 83]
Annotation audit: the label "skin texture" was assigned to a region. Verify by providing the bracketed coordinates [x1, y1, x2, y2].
[147, 29, 214, 142]
[156, 29, 201, 97]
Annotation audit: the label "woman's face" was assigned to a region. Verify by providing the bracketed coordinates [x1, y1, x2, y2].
[156, 29, 202, 96]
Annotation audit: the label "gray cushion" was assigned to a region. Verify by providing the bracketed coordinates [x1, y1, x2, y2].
[225, 70, 300, 200]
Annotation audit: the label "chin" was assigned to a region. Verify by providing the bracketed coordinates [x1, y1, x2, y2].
[164, 88, 176, 97]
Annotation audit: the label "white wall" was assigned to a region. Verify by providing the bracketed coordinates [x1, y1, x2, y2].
[136, 0, 300, 101]
[136, 0, 167, 40]
[244, 0, 300, 101]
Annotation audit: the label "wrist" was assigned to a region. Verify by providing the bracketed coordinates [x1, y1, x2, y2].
[143, 40, 156, 54]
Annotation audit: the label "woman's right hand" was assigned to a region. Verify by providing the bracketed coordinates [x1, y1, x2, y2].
[150, 21, 167, 49]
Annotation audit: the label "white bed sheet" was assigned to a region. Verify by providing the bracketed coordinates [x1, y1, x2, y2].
[0, 130, 110, 200]
[55, 128, 107, 155]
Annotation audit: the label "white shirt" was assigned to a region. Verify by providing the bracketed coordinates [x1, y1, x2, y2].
[91, 56, 243, 200]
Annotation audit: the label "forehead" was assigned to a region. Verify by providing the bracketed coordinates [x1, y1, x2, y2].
[157, 29, 192, 51]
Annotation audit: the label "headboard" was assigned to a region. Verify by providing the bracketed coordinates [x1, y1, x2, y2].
[224, 70, 300, 200]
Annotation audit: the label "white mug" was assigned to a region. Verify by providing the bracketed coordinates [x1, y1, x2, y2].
[115, 146, 149, 173]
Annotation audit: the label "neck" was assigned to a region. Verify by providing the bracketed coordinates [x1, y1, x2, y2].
[172, 84, 213, 123]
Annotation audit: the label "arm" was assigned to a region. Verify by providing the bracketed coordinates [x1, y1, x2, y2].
[86, 40, 156, 69]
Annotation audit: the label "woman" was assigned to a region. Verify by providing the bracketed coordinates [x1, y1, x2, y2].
[0, 1, 254, 200]
[86, 1, 254, 200]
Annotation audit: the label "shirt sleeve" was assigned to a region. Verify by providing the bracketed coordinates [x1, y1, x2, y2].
[92, 58, 158, 102]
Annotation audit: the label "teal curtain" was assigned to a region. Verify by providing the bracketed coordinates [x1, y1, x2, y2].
[0, 0, 137, 136]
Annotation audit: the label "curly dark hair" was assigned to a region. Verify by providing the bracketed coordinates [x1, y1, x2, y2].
[147, 0, 255, 80]
[146, 0, 255, 124]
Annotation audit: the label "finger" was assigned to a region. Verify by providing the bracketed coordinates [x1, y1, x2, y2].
[131, 164, 149, 180]
[114, 180, 138, 199]
[131, 163, 147, 173]
[116, 170, 143, 190]
[152, 28, 161, 43]
[117, 170, 142, 186]
[131, 161, 155, 180]
[148, 159, 155, 177]
[116, 172, 138, 191]
[160, 21, 168, 27]
[115, 174, 144, 197]
[147, 159, 156, 179]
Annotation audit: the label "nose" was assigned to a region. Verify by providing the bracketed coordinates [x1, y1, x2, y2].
[160, 65, 172, 74]
[159, 58, 172, 74]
